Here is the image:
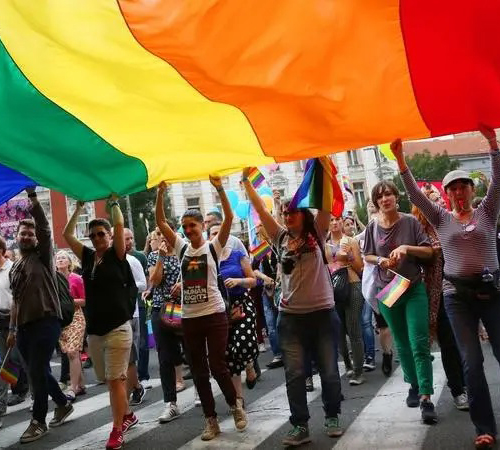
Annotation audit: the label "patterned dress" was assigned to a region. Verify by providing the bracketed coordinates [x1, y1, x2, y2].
[59, 272, 86, 353]
[220, 250, 259, 376]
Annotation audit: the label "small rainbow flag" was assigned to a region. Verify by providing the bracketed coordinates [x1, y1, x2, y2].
[248, 167, 266, 189]
[376, 271, 410, 307]
[250, 240, 272, 261]
[289, 156, 344, 217]
[0, 348, 19, 386]
[342, 175, 353, 196]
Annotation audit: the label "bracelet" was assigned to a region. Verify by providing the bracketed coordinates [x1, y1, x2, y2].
[9, 325, 17, 333]
[216, 186, 224, 193]
[241, 177, 248, 182]
[376, 256, 382, 266]
[27, 192, 37, 198]
[109, 201, 119, 208]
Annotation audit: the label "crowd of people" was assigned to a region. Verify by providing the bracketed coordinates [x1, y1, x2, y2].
[0, 125, 499, 449]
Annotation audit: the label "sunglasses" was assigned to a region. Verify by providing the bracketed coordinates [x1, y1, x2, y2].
[89, 231, 106, 240]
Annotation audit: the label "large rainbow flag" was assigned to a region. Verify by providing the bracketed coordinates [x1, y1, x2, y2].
[0, 1, 499, 203]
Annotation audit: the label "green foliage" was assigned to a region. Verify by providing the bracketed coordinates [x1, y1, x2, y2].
[393, 150, 460, 214]
[355, 203, 368, 226]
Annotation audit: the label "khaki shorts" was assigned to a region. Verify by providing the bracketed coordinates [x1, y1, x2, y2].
[88, 321, 132, 381]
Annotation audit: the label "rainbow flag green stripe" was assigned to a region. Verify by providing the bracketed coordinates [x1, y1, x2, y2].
[0, 39, 148, 201]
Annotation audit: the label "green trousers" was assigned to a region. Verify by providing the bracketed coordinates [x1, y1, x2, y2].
[379, 281, 434, 395]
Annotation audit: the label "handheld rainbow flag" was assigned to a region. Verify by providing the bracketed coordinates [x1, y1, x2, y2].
[342, 175, 353, 196]
[375, 270, 410, 307]
[248, 167, 266, 189]
[0, 348, 19, 386]
[289, 157, 344, 217]
[250, 240, 272, 262]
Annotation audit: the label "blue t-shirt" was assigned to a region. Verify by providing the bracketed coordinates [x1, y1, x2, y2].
[220, 249, 246, 296]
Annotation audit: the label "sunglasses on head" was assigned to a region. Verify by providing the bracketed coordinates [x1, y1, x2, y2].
[89, 231, 106, 240]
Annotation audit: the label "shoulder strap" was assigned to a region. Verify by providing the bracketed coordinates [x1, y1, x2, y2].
[276, 231, 287, 263]
[209, 243, 219, 273]
[179, 244, 188, 261]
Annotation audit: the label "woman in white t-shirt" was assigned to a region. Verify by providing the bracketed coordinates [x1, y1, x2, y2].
[155, 176, 246, 442]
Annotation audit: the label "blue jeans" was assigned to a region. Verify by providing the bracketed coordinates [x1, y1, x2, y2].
[278, 308, 342, 426]
[17, 317, 67, 424]
[138, 306, 150, 381]
[362, 302, 375, 360]
[445, 290, 500, 437]
[263, 294, 280, 357]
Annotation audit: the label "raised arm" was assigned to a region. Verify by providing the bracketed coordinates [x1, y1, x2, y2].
[242, 167, 281, 240]
[110, 198, 126, 260]
[26, 188, 52, 266]
[155, 182, 177, 248]
[63, 201, 85, 260]
[315, 211, 332, 237]
[209, 175, 233, 248]
[478, 124, 500, 220]
[391, 139, 442, 227]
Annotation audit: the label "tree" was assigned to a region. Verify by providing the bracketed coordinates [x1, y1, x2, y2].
[355, 203, 368, 226]
[115, 186, 177, 249]
[392, 150, 460, 213]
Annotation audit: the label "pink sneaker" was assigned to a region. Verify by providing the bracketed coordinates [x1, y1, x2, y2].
[106, 427, 123, 449]
[122, 412, 138, 433]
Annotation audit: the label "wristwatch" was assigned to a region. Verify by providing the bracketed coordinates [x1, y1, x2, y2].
[376, 256, 382, 266]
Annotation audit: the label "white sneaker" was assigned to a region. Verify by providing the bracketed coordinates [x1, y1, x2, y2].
[158, 402, 180, 423]
[141, 380, 153, 390]
[453, 392, 469, 411]
[194, 389, 202, 407]
[258, 343, 267, 353]
[29, 400, 34, 412]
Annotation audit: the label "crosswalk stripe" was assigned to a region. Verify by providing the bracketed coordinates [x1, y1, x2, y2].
[0, 378, 162, 448]
[179, 365, 347, 449]
[53, 370, 269, 449]
[334, 353, 446, 449]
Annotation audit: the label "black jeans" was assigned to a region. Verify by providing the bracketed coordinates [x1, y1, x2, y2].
[436, 298, 465, 398]
[138, 305, 150, 381]
[151, 309, 183, 403]
[17, 316, 67, 424]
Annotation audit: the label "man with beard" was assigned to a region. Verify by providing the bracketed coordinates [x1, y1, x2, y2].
[7, 188, 73, 443]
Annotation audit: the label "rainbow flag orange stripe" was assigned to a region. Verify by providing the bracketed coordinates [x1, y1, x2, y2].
[250, 241, 272, 261]
[248, 167, 266, 189]
[0, 349, 19, 386]
[376, 272, 410, 308]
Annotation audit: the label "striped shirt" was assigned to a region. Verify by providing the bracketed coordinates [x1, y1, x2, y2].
[400, 152, 500, 294]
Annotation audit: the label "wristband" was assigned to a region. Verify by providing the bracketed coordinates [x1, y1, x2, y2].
[27, 192, 37, 198]
[109, 201, 119, 208]
[376, 256, 382, 266]
[9, 325, 17, 333]
[241, 177, 248, 182]
[216, 186, 224, 193]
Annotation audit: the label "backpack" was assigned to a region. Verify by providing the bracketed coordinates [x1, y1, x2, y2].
[56, 272, 75, 328]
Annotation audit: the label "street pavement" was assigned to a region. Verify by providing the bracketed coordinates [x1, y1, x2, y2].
[1, 343, 499, 450]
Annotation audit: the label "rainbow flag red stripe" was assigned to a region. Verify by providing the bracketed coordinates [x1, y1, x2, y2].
[289, 156, 344, 217]
[248, 167, 265, 189]
[376, 272, 410, 307]
[250, 241, 271, 261]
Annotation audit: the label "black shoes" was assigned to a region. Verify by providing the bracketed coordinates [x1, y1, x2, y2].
[381, 352, 393, 377]
[406, 385, 420, 408]
[420, 399, 438, 424]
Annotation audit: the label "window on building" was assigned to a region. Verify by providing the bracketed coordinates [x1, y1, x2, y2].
[347, 150, 360, 166]
[186, 197, 201, 210]
[352, 182, 366, 207]
[66, 198, 95, 240]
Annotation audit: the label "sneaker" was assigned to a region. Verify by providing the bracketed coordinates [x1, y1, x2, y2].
[282, 425, 311, 446]
[122, 412, 139, 433]
[258, 343, 267, 353]
[194, 389, 202, 407]
[201, 416, 221, 441]
[454, 392, 470, 411]
[266, 356, 284, 369]
[158, 402, 180, 423]
[65, 389, 76, 403]
[345, 369, 354, 379]
[406, 385, 420, 408]
[19, 419, 48, 444]
[420, 399, 438, 424]
[140, 380, 153, 390]
[349, 374, 365, 386]
[382, 352, 393, 377]
[49, 402, 74, 427]
[231, 398, 247, 431]
[325, 416, 343, 437]
[58, 382, 67, 391]
[305, 377, 314, 392]
[363, 357, 376, 372]
[7, 394, 26, 406]
[130, 384, 146, 406]
[106, 427, 123, 449]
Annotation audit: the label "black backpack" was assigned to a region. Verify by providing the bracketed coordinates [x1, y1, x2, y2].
[56, 271, 75, 328]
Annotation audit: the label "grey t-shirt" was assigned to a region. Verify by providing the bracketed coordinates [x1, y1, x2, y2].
[363, 214, 430, 290]
[273, 224, 334, 314]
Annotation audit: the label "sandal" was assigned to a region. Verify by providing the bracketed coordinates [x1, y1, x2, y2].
[475, 434, 496, 449]
[245, 365, 257, 390]
[75, 387, 86, 396]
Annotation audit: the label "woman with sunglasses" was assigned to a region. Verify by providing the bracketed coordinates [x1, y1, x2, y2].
[155, 176, 246, 442]
[391, 125, 500, 450]
[242, 167, 343, 446]
[64, 199, 136, 450]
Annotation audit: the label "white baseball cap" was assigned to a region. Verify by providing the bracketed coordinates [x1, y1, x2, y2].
[442, 170, 474, 190]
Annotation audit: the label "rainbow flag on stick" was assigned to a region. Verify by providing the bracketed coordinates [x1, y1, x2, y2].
[342, 175, 353, 196]
[289, 157, 344, 217]
[248, 167, 266, 189]
[250, 240, 272, 262]
[376, 270, 411, 307]
[0, 348, 19, 386]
